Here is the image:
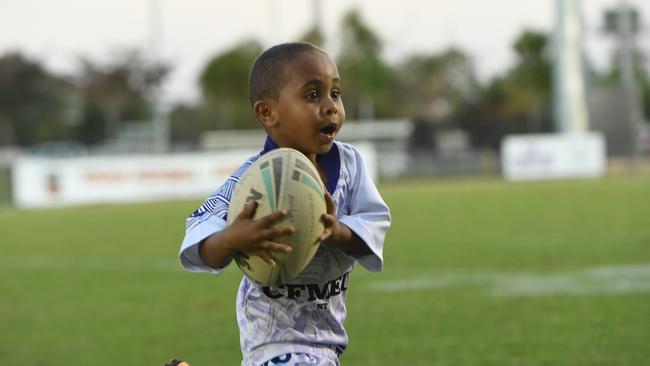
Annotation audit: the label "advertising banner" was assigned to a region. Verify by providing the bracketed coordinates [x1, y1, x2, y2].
[12, 144, 378, 208]
[502, 133, 606, 181]
[12, 151, 256, 208]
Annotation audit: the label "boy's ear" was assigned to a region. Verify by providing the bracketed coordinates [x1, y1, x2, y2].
[253, 99, 278, 128]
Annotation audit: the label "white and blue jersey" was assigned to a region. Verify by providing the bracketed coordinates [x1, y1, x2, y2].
[179, 137, 391, 366]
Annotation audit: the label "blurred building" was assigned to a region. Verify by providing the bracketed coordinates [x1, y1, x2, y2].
[588, 86, 638, 156]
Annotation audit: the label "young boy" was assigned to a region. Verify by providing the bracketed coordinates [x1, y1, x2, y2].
[179, 42, 391, 366]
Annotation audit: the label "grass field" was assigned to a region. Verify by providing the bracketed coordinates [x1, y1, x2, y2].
[1, 175, 649, 365]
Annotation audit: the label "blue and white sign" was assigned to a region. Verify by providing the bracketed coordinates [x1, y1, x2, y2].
[502, 133, 606, 181]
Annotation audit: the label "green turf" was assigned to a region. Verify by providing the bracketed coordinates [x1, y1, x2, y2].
[1, 175, 649, 365]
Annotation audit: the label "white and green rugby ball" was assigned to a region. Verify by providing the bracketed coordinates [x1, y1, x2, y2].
[227, 148, 327, 286]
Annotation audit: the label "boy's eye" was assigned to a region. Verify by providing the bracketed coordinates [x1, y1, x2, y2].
[306, 91, 319, 99]
[331, 90, 341, 99]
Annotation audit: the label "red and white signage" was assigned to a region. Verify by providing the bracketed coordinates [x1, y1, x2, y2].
[12, 144, 378, 208]
[12, 151, 256, 208]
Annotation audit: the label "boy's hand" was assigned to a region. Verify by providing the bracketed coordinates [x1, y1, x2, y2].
[319, 192, 372, 256]
[220, 201, 294, 267]
[319, 192, 343, 244]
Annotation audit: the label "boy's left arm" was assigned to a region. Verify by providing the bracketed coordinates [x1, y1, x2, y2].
[319, 148, 391, 272]
[319, 192, 370, 255]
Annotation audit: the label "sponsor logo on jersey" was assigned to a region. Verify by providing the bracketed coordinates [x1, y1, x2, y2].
[262, 271, 350, 301]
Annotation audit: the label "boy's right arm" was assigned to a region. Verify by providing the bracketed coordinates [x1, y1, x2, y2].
[179, 155, 293, 274]
[198, 201, 294, 268]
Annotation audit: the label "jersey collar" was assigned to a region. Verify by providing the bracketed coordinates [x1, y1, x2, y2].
[261, 136, 340, 195]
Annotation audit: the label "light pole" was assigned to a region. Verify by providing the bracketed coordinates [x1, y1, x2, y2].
[553, 0, 589, 134]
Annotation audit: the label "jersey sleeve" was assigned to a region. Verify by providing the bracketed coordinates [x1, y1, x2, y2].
[178, 155, 258, 274]
[337, 144, 391, 272]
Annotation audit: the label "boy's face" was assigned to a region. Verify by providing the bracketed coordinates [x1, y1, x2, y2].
[265, 51, 345, 160]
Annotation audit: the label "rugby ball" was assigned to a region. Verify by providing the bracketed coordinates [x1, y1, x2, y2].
[227, 148, 327, 286]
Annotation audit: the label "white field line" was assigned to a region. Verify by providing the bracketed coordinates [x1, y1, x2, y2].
[366, 264, 650, 297]
[4, 258, 649, 297]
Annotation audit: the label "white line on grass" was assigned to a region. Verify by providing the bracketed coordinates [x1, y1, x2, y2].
[367, 264, 650, 297]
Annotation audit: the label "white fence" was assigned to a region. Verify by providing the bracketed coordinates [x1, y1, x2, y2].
[12, 151, 256, 208]
[12, 144, 377, 209]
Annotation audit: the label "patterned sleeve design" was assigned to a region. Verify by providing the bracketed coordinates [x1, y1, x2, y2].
[179, 153, 260, 273]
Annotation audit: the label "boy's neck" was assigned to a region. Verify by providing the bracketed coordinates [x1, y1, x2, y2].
[262, 136, 317, 163]
[261, 136, 340, 195]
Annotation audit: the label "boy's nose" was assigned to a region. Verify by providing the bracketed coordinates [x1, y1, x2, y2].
[321, 99, 338, 116]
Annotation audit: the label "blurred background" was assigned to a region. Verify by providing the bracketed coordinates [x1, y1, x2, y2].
[2, 2, 650, 365]
[1, 0, 649, 206]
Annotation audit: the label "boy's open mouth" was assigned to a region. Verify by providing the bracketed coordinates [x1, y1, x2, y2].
[320, 124, 338, 136]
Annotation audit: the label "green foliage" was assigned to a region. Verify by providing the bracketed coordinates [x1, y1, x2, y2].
[5, 8, 648, 150]
[338, 9, 382, 63]
[396, 48, 480, 120]
[337, 9, 397, 119]
[0, 49, 169, 147]
[496, 30, 552, 115]
[300, 26, 325, 48]
[1, 175, 649, 365]
[0, 53, 75, 146]
[75, 50, 169, 144]
[199, 40, 262, 130]
[459, 30, 553, 149]
[0, 18, 565, 149]
[512, 31, 552, 91]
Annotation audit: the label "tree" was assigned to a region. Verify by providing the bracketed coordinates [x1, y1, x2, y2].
[300, 26, 324, 48]
[337, 9, 397, 119]
[0, 52, 75, 146]
[396, 48, 480, 120]
[459, 30, 553, 149]
[199, 40, 262, 130]
[74, 49, 169, 144]
[504, 30, 553, 128]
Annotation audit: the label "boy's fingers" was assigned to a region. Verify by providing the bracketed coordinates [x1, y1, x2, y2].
[259, 240, 292, 253]
[319, 214, 334, 242]
[321, 213, 334, 227]
[318, 228, 332, 243]
[324, 192, 334, 215]
[258, 225, 293, 240]
[254, 240, 293, 266]
[269, 225, 295, 237]
[238, 201, 258, 219]
[259, 209, 287, 225]
[255, 251, 277, 267]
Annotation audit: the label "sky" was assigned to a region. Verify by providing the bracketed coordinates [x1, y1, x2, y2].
[1, 0, 649, 105]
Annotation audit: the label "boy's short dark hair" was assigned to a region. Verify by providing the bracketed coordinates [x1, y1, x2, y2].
[248, 42, 326, 107]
